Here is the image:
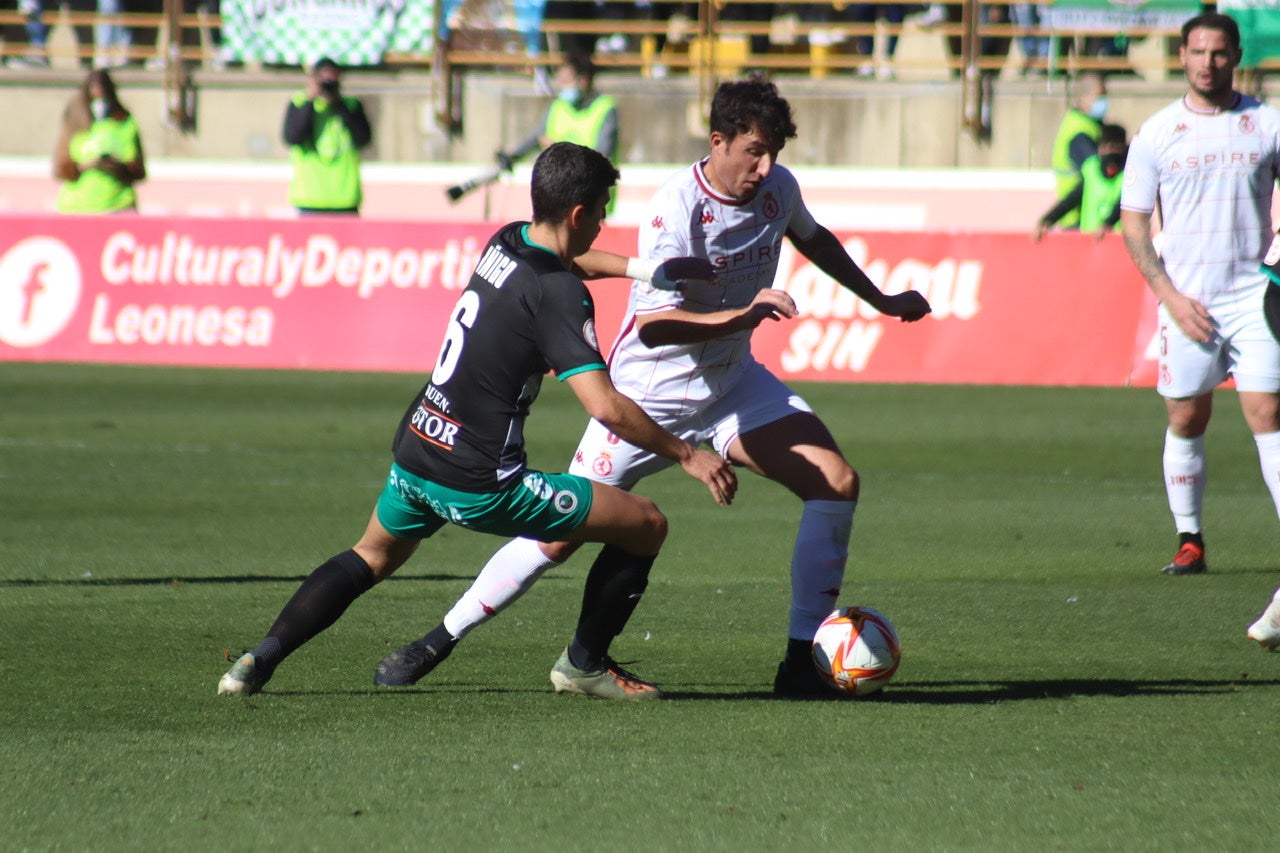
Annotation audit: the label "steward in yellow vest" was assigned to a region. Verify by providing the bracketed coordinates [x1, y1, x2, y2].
[283, 57, 373, 215]
[1050, 72, 1108, 229]
[53, 69, 146, 214]
[1035, 123, 1127, 241]
[496, 52, 620, 212]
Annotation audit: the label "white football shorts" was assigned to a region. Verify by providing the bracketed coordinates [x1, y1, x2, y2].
[1157, 298, 1280, 398]
[568, 361, 814, 487]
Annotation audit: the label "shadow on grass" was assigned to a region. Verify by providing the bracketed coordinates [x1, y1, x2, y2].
[664, 678, 1280, 704]
[248, 678, 1280, 704]
[0, 573, 557, 587]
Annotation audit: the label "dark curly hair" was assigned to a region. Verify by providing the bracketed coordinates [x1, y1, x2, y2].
[709, 74, 798, 151]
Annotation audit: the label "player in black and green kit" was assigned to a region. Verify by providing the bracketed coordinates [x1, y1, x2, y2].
[218, 142, 737, 700]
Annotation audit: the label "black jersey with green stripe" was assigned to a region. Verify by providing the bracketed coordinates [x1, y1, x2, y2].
[391, 222, 607, 491]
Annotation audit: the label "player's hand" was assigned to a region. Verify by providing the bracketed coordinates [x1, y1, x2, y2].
[652, 257, 716, 291]
[680, 447, 737, 506]
[880, 290, 932, 322]
[1167, 292, 1215, 344]
[740, 289, 798, 328]
[1031, 222, 1048, 243]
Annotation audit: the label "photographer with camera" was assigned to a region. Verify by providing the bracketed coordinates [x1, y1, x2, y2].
[282, 57, 373, 216]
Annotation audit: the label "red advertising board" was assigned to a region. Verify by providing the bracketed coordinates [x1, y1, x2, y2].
[0, 213, 1155, 386]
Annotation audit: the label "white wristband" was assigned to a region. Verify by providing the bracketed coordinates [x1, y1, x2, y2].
[625, 257, 658, 283]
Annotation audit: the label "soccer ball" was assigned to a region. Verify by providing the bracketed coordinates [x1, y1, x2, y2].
[811, 606, 901, 697]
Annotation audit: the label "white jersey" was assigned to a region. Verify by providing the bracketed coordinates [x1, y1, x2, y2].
[1120, 94, 1280, 312]
[607, 160, 818, 406]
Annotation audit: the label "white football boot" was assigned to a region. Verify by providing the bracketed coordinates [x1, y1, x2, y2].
[1246, 587, 1280, 651]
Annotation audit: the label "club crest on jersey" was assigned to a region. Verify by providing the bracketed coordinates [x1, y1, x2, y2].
[1239, 114, 1256, 135]
[553, 490, 579, 514]
[762, 191, 780, 220]
[582, 318, 598, 350]
[592, 453, 614, 477]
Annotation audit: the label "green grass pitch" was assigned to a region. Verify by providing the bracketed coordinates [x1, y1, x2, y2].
[3, 363, 1279, 850]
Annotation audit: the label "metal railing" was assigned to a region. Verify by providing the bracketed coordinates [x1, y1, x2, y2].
[4, 1, 1275, 138]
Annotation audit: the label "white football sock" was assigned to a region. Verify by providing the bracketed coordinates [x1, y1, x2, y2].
[789, 499, 856, 640]
[1163, 429, 1205, 534]
[442, 537, 558, 639]
[1253, 430, 1280, 520]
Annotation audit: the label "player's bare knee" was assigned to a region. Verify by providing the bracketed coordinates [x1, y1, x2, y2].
[540, 540, 580, 563]
[830, 464, 859, 502]
[636, 498, 668, 545]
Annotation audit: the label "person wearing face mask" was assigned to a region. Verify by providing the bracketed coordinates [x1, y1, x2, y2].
[1050, 71, 1109, 231]
[52, 68, 146, 214]
[495, 52, 619, 209]
[1033, 123, 1127, 242]
[282, 57, 372, 216]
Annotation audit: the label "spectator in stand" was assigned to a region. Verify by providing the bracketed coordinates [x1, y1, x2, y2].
[1011, 3, 1053, 75]
[96, 0, 133, 67]
[1051, 72, 1108, 230]
[1033, 123, 1127, 242]
[847, 3, 907, 79]
[3, 0, 49, 68]
[52, 68, 146, 213]
[282, 57, 373, 216]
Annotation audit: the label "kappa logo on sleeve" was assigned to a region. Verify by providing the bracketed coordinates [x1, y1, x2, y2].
[0, 236, 81, 348]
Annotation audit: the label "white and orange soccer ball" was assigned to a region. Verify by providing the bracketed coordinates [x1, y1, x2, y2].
[811, 606, 902, 697]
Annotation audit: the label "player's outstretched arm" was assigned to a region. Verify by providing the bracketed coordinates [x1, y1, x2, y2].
[564, 370, 737, 506]
[791, 225, 930, 321]
[573, 250, 715, 291]
[636, 288, 799, 348]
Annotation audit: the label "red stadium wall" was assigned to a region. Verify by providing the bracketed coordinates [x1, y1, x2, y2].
[0, 213, 1158, 387]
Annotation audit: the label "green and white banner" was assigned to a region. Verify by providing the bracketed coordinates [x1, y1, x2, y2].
[222, 0, 436, 67]
[1220, 0, 1280, 68]
[1042, 0, 1199, 33]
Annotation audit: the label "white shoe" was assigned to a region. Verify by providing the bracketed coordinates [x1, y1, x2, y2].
[1246, 587, 1280, 650]
[217, 652, 267, 695]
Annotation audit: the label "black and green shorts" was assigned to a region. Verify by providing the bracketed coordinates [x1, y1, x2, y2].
[374, 462, 594, 540]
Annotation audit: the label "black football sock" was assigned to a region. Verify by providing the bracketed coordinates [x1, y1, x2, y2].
[567, 545, 655, 672]
[785, 637, 812, 667]
[253, 549, 376, 672]
[1178, 531, 1204, 548]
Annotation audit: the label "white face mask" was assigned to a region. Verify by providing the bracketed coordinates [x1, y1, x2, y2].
[91, 98, 109, 121]
[557, 86, 581, 105]
[1087, 97, 1109, 121]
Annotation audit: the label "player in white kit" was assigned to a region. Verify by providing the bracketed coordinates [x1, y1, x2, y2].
[1119, 13, 1280, 645]
[374, 76, 932, 697]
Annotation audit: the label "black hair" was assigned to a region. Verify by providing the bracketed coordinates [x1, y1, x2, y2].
[1180, 13, 1241, 51]
[709, 74, 798, 150]
[562, 50, 596, 82]
[313, 57, 341, 74]
[1099, 123, 1127, 146]
[530, 142, 619, 224]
